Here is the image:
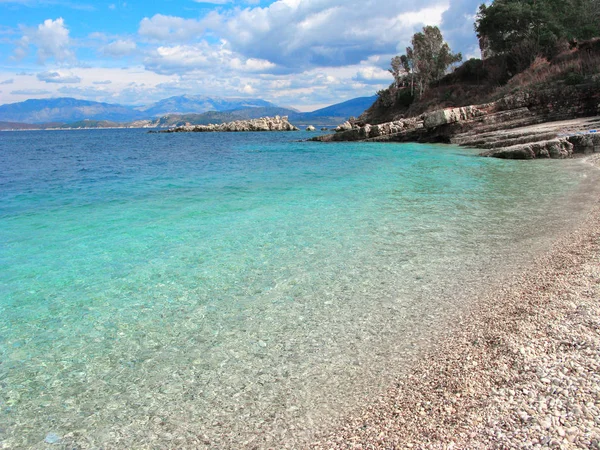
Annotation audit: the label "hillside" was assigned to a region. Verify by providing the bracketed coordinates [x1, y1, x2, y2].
[302, 96, 377, 119]
[139, 95, 279, 117]
[0, 95, 375, 129]
[0, 98, 145, 124]
[0, 121, 65, 130]
[360, 40, 600, 126]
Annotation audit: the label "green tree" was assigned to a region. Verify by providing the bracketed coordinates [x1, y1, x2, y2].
[476, 0, 600, 70]
[390, 26, 462, 97]
[412, 26, 462, 95]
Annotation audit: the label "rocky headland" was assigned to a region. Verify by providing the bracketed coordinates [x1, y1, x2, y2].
[159, 116, 299, 133]
[312, 85, 600, 159]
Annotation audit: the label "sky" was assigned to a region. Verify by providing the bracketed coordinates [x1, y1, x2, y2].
[0, 0, 483, 111]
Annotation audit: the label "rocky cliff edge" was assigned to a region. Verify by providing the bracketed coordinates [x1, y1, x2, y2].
[312, 85, 600, 159]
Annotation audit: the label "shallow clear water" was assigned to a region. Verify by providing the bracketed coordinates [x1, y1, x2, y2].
[0, 129, 598, 448]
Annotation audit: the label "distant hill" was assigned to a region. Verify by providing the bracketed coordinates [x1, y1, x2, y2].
[0, 95, 377, 128]
[0, 121, 65, 130]
[0, 98, 145, 124]
[301, 96, 377, 119]
[139, 95, 278, 117]
[57, 119, 123, 129]
[0, 96, 280, 124]
[146, 107, 299, 127]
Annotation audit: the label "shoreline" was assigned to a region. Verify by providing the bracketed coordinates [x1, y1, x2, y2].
[312, 155, 600, 449]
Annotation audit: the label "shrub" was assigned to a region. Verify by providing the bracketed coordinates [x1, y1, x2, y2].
[564, 71, 585, 85]
[396, 88, 414, 107]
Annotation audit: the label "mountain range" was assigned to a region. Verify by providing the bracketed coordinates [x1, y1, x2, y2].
[0, 95, 377, 128]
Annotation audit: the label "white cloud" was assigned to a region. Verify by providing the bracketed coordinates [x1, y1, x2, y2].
[353, 67, 393, 84]
[144, 41, 276, 75]
[139, 14, 206, 42]
[37, 70, 81, 83]
[439, 0, 482, 57]
[0, 78, 14, 84]
[101, 39, 137, 57]
[242, 84, 255, 94]
[14, 18, 74, 64]
[207, 0, 449, 70]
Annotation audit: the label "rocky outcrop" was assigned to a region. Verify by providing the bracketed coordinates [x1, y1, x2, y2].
[480, 138, 574, 159]
[422, 106, 485, 128]
[567, 133, 600, 153]
[306, 125, 316, 131]
[161, 116, 299, 133]
[335, 121, 354, 132]
[311, 84, 600, 159]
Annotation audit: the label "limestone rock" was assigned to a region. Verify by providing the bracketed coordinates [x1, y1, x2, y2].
[306, 125, 316, 131]
[567, 133, 600, 153]
[480, 138, 573, 159]
[423, 106, 483, 129]
[161, 116, 299, 133]
[335, 121, 354, 132]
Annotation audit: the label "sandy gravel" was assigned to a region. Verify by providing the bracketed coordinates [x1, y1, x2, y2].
[312, 156, 600, 449]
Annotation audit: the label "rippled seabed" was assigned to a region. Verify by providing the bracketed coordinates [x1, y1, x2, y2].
[1, 129, 598, 448]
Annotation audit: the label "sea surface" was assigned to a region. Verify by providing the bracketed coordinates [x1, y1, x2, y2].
[1, 129, 599, 448]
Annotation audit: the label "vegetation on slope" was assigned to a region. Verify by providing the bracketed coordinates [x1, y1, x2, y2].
[363, 0, 600, 125]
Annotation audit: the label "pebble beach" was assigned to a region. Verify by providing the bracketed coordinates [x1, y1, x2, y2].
[312, 155, 600, 449]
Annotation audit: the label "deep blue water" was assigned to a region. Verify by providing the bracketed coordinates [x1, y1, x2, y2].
[1, 129, 598, 448]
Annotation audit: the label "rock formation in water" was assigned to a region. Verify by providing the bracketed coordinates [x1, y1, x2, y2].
[306, 125, 315, 131]
[311, 85, 600, 159]
[161, 116, 299, 133]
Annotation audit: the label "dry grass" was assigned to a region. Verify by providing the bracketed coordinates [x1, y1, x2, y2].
[504, 50, 600, 91]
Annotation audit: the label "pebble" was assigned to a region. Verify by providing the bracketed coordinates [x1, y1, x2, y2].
[310, 190, 600, 450]
[44, 433, 61, 444]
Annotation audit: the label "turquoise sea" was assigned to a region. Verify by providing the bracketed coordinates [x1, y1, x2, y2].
[1, 129, 599, 448]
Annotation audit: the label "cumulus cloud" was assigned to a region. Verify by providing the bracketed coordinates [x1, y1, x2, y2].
[101, 39, 137, 57]
[440, 0, 482, 58]
[208, 0, 449, 70]
[353, 67, 393, 84]
[0, 78, 14, 84]
[139, 14, 206, 42]
[135, 0, 454, 74]
[14, 17, 74, 64]
[93, 80, 112, 85]
[37, 71, 81, 83]
[144, 41, 276, 75]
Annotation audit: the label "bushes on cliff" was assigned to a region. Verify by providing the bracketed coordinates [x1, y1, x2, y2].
[476, 0, 600, 72]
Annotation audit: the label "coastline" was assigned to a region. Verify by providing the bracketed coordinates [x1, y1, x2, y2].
[312, 155, 600, 449]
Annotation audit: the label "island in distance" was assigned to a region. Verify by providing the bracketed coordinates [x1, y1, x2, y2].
[157, 116, 299, 133]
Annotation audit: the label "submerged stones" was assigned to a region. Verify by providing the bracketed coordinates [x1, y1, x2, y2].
[161, 116, 299, 133]
[44, 433, 61, 444]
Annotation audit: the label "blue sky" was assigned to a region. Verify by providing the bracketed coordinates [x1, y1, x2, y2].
[0, 0, 483, 110]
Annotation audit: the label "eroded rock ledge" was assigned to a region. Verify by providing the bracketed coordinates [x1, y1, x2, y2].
[160, 116, 299, 133]
[312, 85, 600, 159]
